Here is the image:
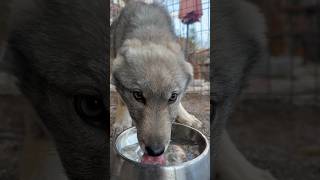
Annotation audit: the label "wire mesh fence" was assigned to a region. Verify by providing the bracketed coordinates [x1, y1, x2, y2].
[110, 0, 210, 96]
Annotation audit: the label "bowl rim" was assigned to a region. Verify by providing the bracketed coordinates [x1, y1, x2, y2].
[113, 122, 209, 168]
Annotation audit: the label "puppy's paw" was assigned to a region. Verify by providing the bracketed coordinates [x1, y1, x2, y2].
[165, 145, 187, 165]
[176, 114, 203, 129]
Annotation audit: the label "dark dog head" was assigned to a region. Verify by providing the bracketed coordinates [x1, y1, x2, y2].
[1, 0, 107, 179]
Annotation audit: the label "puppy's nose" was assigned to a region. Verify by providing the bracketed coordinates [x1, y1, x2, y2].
[145, 145, 165, 156]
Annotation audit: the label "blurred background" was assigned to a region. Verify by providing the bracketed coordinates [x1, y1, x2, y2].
[228, 0, 320, 180]
[243, 0, 320, 104]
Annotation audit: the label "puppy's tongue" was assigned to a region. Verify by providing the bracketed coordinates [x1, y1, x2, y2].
[141, 154, 166, 165]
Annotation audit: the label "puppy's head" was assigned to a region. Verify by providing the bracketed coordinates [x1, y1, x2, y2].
[112, 39, 193, 156]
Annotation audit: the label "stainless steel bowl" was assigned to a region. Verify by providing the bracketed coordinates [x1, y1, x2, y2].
[110, 123, 210, 180]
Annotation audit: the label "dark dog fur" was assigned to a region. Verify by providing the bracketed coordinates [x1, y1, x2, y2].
[1, 0, 108, 179]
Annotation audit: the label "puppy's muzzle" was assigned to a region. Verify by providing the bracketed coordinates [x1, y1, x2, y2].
[145, 145, 165, 156]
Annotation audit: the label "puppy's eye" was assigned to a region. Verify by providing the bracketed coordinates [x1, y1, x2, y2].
[133, 91, 145, 103]
[74, 94, 106, 128]
[168, 92, 178, 103]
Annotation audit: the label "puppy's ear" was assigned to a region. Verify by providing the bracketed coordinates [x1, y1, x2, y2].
[182, 61, 194, 89]
[111, 54, 125, 85]
[166, 41, 194, 89]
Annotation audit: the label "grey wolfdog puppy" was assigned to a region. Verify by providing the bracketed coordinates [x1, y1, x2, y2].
[111, 0, 276, 179]
[1, 0, 107, 179]
[110, 0, 202, 161]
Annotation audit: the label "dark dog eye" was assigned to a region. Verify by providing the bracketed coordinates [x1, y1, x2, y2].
[74, 94, 106, 128]
[168, 92, 178, 103]
[133, 91, 145, 103]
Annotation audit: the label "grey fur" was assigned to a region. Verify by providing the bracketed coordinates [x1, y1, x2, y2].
[111, 1, 194, 153]
[1, 0, 107, 179]
[111, 1, 175, 58]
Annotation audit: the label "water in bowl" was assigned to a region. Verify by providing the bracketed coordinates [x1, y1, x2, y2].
[120, 140, 200, 166]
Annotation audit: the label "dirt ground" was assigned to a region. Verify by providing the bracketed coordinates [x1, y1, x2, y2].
[0, 94, 319, 180]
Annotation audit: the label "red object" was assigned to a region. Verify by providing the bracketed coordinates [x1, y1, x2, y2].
[179, 0, 203, 24]
[141, 154, 166, 165]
